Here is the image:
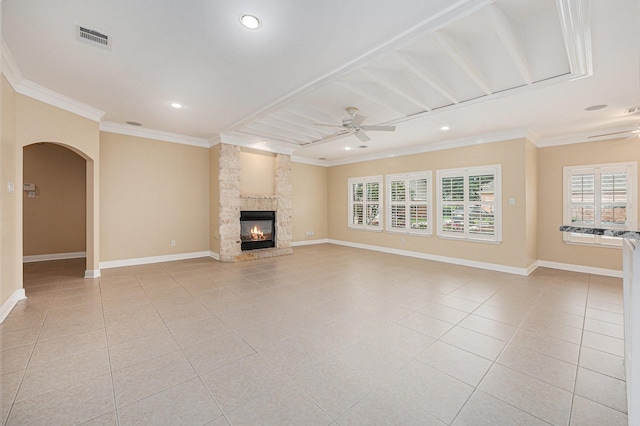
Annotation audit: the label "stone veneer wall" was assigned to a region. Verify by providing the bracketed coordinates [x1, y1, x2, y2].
[218, 143, 293, 262]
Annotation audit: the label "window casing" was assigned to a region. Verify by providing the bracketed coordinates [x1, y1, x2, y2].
[563, 162, 637, 246]
[437, 165, 502, 242]
[348, 176, 383, 231]
[386, 172, 432, 235]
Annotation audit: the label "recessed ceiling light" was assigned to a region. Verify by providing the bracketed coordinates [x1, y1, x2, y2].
[585, 104, 607, 111]
[440, 125, 450, 131]
[170, 102, 183, 109]
[240, 14, 261, 29]
[126, 121, 142, 126]
[344, 147, 352, 151]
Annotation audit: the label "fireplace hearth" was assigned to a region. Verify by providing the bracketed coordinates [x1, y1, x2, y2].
[240, 211, 276, 251]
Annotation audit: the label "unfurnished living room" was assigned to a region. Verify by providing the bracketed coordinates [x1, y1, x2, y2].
[1, 0, 639, 425]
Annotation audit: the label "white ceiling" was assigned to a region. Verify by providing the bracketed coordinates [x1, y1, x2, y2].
[3, 0, 640, 164]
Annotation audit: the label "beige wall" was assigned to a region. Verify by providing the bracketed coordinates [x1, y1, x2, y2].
[1, 75, 21, 307]
[292, 162, 328, 242]
[537, 137, 640, 271]
[240, 149, 276, 196]
[100, 132, 210, 262]
[525, 140, 538, 266]
[209, 144, 220, 254]
[23, 143, 86, 256]
[327, 139, 534, 270]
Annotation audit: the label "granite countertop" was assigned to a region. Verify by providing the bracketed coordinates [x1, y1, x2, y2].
[559, 225, 640, 239]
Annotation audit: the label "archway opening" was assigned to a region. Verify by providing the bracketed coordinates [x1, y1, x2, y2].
[23, 143, 87, 277]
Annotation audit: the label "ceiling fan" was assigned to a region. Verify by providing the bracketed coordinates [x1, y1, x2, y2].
[313, 107, 396, 143]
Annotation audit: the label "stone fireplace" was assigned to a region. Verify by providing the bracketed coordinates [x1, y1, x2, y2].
[218, 144, 293, 262]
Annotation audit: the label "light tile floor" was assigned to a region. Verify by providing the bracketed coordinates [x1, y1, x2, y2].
[1, 244, 628, 425]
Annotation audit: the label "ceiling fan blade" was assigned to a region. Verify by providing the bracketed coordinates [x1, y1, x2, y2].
[361, 125, 396, 132]
[355, 131, 371, 142]
[351, 114, 366, 127]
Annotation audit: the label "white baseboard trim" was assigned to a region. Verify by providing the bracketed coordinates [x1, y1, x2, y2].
[100, 251, 212, 269]
[23, 251, 86, 263]
[84, 269, 101, 279]
[291, 238, 330, 247]
[209, 251, 220, 261]
[537, 260, 622, 278]
[0, 289, 26, 324]
[327, 239, 533, 276]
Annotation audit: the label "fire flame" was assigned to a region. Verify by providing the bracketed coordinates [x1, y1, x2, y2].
[250, 225, 264, 241]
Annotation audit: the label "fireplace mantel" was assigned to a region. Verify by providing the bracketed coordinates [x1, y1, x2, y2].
[240, 195, 277, 212]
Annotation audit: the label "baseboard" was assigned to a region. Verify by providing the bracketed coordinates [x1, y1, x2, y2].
[291, 238, 330, 247]
[23, 251, 86, 263]
[84, 269, 101, 279]
[0, 289, 26, 324]
[209, 251, 220, 261]
[327, 239, 534, 276]
[537, 260, 622, 278]
[100, 251, 212, 269]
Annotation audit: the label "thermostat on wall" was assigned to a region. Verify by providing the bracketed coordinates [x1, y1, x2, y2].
[23, 183, 35, 191]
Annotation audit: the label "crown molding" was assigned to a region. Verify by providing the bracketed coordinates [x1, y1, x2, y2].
[1, 38, 23, 89]
[536, 126, 638, 148]
[324, 128, 530, 166]
[14, 80, 105, 122]
[100, 122, 212, 148]
[557, 0, 592, 78]
[220, 132, 297, 156]
[291, 156, 329, 167]
[3, 39, 103, 122]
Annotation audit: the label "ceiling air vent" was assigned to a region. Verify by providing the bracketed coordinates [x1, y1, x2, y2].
[626, 106, 640, 114]
[76, 25, 111, 49]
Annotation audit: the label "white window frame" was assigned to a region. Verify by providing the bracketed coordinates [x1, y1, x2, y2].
[348, 175, 383, 231]
[386, 172, 432, 235]
[436, 165, 502, 243]
[563, 162, 637, 247]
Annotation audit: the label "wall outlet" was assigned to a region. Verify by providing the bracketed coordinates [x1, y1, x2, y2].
[170, 240, 176, 247]
[7, 182, 14, 194]
[306, 230, 314, 236]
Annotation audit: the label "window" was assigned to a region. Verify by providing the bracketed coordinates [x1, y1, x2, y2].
[563, 162, 637, 246]
[348, 176, 382, 231]
[437, 165, 501, 242]
[386, 172, 432, 235]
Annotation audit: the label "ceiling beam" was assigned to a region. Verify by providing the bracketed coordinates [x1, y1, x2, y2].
[393, 52, 459, 104]
[432, 31, 492, 95]
[359, 68, 432, 112]
[334, 80, 408, 117]
[485, 5, 533, 85]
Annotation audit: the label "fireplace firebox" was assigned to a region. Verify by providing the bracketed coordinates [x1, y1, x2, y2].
[240, 211, 276, 251]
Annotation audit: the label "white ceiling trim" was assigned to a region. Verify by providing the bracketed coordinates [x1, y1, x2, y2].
[536, 126, 638, 148]
[3, 42, 105, 122]
[485, 5, 533, 85]
[100, 122, 212, 148]
[325, 128, 531, 167]
[219, 133, 297, 156]
[227, 0, 497, 131]
[1, 38, 23, 89]
[14, 80, 106, 122]
[557, 0, 592, 78]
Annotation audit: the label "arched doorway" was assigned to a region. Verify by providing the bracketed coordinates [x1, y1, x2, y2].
[21, 142, 97, 278]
